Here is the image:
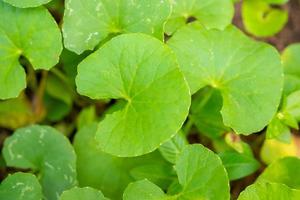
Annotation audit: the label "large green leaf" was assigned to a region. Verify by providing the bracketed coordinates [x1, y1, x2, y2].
[238, 182, 300, 200]
[0, 172, 42, 200]
[241, 0, 288, 37]
[168, 23, 283, 134]
[2, 125, 77, 200]
[165, 0, 234, 35]
[60, 187, 109, 200]
[3, 0, 51, 8]
[74, 123, 174, 200]
[0, 1, 62, 99]
[282, 44, 300, 95]
[76, 33, 190, 157]
[123, 144, 230, 200]
[258, 157, 300, 189]
[62, 0, 171, 54]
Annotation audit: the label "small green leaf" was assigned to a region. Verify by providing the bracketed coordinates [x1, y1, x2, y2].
[2, 125, 77, 200]
[74, 123, 173, 200]
[266, 116, 291, 143]
[0, 172, 42, 200]
[60, 187, 109, 200]
[285, 90, 300, 121]
[168, 23, 283, 135]
[62, 0, 171, 54]
[238, 182, 300, 200]
[258, 157, 300, 189]
[123, 179, 166, 200]
[158, 131, 188, 164]
[0, 1, 62, 99]
[219, 151, 260, 181]
[190, 88, 229, 139]
[241, 0, 288, 37]
[165, 0, 234, 35]
[3, 0, 51, 8]
[124, 144, 230, 200]
[76, 105, 97, 130]
[76, 33, 190, 157]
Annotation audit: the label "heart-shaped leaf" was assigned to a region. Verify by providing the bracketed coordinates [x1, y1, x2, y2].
[60, 187, 109, 200]
[0, 172, 42, 200]
[3, 0, 51, 8]
[167, 23, 283, 134]
[2, 125, 77, 200]
[76, 33, 190, 157]
[74, 123, 174, 200]
[62, 0, 171, 54]
[238, 182, 300, 200]
[123, 144, 230, 200]
[0, 1, 62, 99]
[165, 0, 234, 35]
[241, 0, 288, 37]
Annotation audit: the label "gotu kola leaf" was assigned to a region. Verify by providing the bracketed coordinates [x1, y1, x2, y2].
[0, 1, 62, 99]
[76, 33, 191, 157]
[62, 0, 171, 54]
[2, 125, 77, 200]
[167, 23, 283, 135]
[165, 0, 234, 35]
[2, 0, 52, 8]
[0, 172, 43, 200]
[74, 123, 174, 200]
[60, 187, 109, 200]
[123, 144, 230, 200]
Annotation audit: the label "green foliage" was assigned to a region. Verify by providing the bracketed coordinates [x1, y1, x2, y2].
[168, 23, 283, 134]
[60, 187, 109, 200]
[2, 125, 77, 200]
[62, 0, 171, 54]
[123, 144, 230, 200]
[0, 172, 42, 200]
[3, 0, 51, 8]
[242, 0, 288, 37]
[76, 33, 190, 157]
[0, 1, 62, 99]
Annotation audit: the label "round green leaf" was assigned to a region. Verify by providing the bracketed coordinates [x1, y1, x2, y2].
[238, 182, 300, 200]
[76, 33, 190, 157]
[168, 23, 283, 134]
[3, 0, 51, 8]
[242, 0, 288, 37]
[165, 0, 234, 35]
[123, 144, 230, 200]
[0, 1, 62, 99]
[74, 123, 174, 200]
[62, 0, 171, 54]
[0, 172, 42, 200]
[2, 125, 77, 200]
[258, 157, 300, 189]
[60, 187, 109, 200]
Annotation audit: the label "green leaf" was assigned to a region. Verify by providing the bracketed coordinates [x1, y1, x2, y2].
[241, 0, 288, 37]
[238, 182, 300, 200]
[62, 0, 171, 54]
[190, 88, 229, 139]
[285, 90, 300, 120]
[266, 116, 291, 143]
[165, 0, 234, 35]
[73, 123, 174, 200]
[60, 187, 109, 200]
[2, 125, 77, 200]
[76, 33, 190, 157]
[0, 172, 42, 200]
[124, 144, 230, 200]
[158, 131, 188, 164]
[219, 151, 260, 181]
[263, 0, 288, 5]
[168, 23, 283, 135]
[282, 44, 300, 95]
[0, 1, 62, 99]
[2, 0, 51, 8]
[123, 180, 166, 200]
[76, 105, 97, 130]
[258, 157, 300, 189]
